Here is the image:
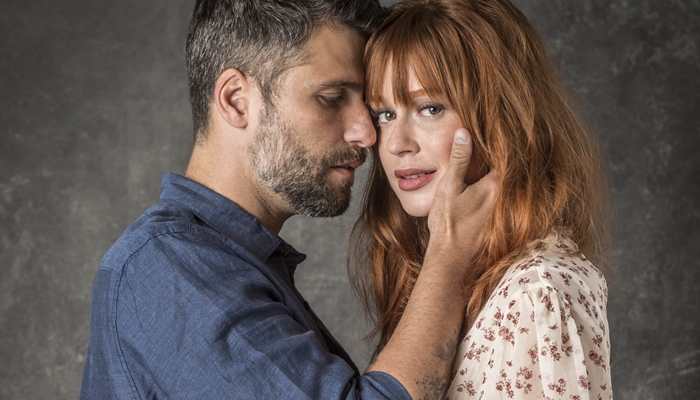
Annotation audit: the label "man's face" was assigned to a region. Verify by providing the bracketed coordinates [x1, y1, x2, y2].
[248, 25, 375, 217]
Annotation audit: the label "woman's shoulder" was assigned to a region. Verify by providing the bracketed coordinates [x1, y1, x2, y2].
[452, 236, 612, 400]
[489, 235, 608, 308]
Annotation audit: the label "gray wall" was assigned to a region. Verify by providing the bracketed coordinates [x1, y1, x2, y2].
[0, 0, 697, 399]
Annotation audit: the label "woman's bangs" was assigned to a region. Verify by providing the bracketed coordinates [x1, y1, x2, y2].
[365, 19, 450, 109]
[365, 35, 392, 109]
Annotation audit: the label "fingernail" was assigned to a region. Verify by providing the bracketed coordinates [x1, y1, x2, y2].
[454, 129, 469, 144]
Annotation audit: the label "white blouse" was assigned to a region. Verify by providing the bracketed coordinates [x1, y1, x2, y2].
[445, 236, 612, 400]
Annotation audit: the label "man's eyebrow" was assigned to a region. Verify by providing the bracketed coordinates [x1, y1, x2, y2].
[317, 80, 364, 91]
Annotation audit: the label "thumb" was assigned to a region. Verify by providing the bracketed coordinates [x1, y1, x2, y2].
[439, 128, 473, 194]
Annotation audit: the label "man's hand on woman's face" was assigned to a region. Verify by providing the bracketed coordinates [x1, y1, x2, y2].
[426, 128, 499, 274]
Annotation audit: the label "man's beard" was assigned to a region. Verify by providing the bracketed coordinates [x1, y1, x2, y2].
[249, 103, 367, 218]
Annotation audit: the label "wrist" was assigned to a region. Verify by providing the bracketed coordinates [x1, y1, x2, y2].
[424, 240, 476, 272]
[419, 251, 470, 302]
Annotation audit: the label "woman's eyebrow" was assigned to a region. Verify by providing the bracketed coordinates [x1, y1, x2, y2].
[408, 89, 427, 96]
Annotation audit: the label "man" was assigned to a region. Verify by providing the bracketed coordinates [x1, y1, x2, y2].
[80, 1, 497, 399]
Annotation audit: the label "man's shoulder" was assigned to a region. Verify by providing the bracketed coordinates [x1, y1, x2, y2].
[91, 200, 280, 319]
[99, 200, 252, 276]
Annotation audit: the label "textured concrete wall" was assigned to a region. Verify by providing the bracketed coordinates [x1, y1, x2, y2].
[0, 0, 698, 399]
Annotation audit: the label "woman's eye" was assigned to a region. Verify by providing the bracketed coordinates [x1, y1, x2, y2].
[377, 110, 396, 123]
[419, 104, 445, 117]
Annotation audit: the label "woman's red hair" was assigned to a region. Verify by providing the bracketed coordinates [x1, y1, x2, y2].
[349, 0, 610, 357]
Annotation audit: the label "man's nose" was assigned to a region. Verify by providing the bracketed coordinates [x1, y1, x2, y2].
[343, 103, 376, 148]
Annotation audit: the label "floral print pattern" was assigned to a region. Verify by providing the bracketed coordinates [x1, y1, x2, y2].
[446, 236, 612, 399]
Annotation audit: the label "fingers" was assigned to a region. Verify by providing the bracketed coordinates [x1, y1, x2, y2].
[426, 128, 499, 246]
[463, 168, 500, 212]
[471, 168, 500, 191]
[437, 128, 473, 195]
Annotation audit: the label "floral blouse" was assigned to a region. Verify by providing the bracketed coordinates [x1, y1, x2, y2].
[445, 236, 612, 400]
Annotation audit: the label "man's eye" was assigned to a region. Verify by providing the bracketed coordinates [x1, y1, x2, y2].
[319, 95, 343, 107]
[377, 110, 396, 123]
[418, 103, 445, 117]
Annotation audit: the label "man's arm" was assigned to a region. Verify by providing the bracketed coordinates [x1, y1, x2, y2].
[81, 234, 413, 400]
[368, 128, 499, 399]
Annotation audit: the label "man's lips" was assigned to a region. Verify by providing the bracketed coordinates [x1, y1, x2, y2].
[333, 159, 364, 170]
[330, 159, 364, 180]
[394, 168, 437, 191]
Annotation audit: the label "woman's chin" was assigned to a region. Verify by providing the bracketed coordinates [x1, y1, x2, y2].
[399, 200, 432, 218]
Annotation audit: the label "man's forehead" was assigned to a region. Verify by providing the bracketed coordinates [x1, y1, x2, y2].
[290, 68, 365, 94]
[310, 26, 364, 62]
[284, 27, 366, 91]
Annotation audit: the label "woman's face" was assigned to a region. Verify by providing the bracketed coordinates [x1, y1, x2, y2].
[374, 66, 482, 217]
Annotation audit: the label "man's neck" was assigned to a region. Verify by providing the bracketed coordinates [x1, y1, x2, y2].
[185, 141, 291, 235]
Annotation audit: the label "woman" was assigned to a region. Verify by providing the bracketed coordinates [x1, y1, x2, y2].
[350, 0, 612, 398]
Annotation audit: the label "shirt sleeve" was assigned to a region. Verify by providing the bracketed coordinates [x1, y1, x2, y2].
[82, 236, 409, 400]
[447, 268, 612, 399]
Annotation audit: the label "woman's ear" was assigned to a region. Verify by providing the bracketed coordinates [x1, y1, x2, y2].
[213, 68, 255, 129]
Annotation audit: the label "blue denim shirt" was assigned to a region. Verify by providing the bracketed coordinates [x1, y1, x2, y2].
[79, 174, 409, 400]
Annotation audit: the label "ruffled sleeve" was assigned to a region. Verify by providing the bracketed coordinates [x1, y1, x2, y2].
[446, 251, 612, 399]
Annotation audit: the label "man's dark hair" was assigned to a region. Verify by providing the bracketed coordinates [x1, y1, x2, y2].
[185, 0, 386, 141]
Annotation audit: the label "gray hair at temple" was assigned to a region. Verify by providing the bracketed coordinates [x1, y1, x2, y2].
[185, 0, 386, 141]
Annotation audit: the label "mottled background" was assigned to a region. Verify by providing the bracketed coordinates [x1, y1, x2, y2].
[0, 0, 698, 399]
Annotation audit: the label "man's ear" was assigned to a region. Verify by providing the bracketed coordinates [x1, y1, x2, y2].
[213, 68, 256, 129]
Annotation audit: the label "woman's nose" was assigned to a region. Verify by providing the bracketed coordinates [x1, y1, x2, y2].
[382, 118, 418, 156]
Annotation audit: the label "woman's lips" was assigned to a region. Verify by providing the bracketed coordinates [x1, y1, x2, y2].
[394, 168, 437, 191]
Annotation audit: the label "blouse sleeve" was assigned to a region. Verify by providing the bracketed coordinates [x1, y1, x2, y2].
[447, 267, 612, 399]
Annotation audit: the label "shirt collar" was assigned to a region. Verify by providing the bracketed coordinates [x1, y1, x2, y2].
[159, 173, 306, 267]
